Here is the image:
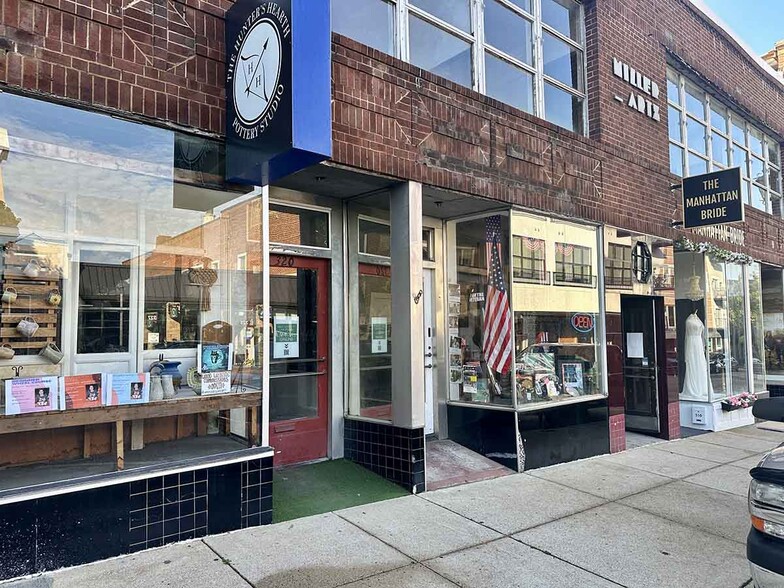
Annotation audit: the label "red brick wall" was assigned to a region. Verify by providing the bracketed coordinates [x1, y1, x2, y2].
[2, 0, 784, 264]
[0, 0, 227, 132]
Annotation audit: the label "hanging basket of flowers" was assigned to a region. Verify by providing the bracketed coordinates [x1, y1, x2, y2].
[721, 391, 757, 411]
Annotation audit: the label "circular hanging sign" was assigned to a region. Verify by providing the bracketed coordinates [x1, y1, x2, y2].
[571, 313, 595, 333]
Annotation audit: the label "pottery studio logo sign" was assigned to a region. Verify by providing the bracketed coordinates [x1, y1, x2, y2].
[227, 3, 290, 142]
[682, 167, 744, 229]
[224, 0, 331, 185]
[226, 1, 292, 167]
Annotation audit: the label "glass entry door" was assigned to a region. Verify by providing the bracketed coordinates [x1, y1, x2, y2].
[621, 295, 661, 434]
[269, 254, 329, 465]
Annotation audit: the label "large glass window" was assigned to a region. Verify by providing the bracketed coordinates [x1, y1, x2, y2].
[447, 214, 512, 406]
[512, 212, 603, 408]
[668, 68, 782, 216]
[331, 0, 396, 54]
[331, 0, 587, 134]
[0, 92, 266, 492]
[675, 250, 765, 402]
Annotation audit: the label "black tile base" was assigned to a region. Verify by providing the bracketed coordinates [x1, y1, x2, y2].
[344, 417, 425, 493]
[0, 451, 274, 582]
[517, 398, 609, 470]
[447, 399, 610, 472]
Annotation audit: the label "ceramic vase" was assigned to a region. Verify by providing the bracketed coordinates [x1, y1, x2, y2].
[161, 375, 176, 399]
[150, 375, 164, 401]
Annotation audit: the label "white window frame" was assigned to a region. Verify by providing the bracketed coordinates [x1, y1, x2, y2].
[332, 0, 588, 135]
[667, 67, 782, 216]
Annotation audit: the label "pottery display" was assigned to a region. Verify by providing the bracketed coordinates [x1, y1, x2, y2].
[149, 375, 164, 401]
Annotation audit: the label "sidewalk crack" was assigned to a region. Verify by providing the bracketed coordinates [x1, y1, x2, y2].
[201, 539, 256, 588]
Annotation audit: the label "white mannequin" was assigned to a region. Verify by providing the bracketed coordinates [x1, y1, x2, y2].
[681, 311, 710, 400]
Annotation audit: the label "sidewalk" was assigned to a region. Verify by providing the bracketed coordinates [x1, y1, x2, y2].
[5, 424, 782, 588]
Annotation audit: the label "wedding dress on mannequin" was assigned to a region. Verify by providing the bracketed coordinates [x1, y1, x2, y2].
[682, 311, 710, 400]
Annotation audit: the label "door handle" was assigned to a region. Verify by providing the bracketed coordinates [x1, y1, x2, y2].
[424, 364, 433, 369]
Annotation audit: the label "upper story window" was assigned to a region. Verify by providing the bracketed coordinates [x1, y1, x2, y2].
[605, 243, 632, 288]
[331, 0, 587, 135]
[554, 243, 592, 286]
[667, 68, 783, 216]
[512, 235, 547, 283]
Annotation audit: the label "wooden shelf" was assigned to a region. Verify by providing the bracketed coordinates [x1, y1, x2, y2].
[0, 391, 262, 435]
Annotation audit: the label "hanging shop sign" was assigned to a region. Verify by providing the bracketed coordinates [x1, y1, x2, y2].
[371, 317, 388, 354]
[225, 0, 331, 184]
[611, 58, 661, 122]
[273, 315, 300, 358]
[682, 167, 743, 228]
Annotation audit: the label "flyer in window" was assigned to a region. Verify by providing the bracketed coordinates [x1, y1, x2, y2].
[59, 373, 103, 410]
[103, 373, 149, 406]
[4, 376, 60, 415]
[200, 371, 232, 395]
[199, 343, 233, 373]
[371, 317, 388, 354]
[273, 315, 300, 359]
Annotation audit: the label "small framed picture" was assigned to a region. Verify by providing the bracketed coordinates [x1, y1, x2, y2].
[560, 361, 584, 395]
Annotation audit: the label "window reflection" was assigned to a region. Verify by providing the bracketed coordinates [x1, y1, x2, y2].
[331, 0, 396, 55]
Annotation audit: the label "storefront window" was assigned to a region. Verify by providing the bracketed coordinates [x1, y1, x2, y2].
[0, 92, 266, 492]
[356, 265, 392, 419]
[511, 212, 603, 407]
[675, 249, 764, 401]
[762, 265, 784, 385]
[447, 214, 513, 406]
[749, 263, 766, 393]
[359, 218, 391, 257]
[726, 263, 748, 395]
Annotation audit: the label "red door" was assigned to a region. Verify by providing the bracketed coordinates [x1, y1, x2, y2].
[269, 254, 329, 465]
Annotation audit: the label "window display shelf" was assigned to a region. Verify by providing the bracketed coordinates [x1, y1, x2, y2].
[0, 391, 261, 435]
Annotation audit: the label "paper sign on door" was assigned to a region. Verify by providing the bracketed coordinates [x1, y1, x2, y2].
[371, 317, 388, 354]
[274, 315, 300, 359]
[626, 332, 644, 359]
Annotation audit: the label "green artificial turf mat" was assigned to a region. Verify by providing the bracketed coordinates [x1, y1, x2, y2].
[272, 459, 408, 523]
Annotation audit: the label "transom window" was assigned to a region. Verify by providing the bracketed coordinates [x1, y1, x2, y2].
[554, 243, 592, 286]
[667, 68, 782, 216]
[331, 0, 587, 135]
[512, 235, 547, 283]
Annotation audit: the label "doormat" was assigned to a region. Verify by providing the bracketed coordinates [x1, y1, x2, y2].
[273, 459, 408, 523]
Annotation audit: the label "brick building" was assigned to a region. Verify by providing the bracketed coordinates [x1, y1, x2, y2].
[0, 0, 783, 578]
[763, 39, 784, 73]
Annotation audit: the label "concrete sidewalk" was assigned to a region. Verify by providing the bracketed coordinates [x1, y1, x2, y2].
[5, 424, 782, 588]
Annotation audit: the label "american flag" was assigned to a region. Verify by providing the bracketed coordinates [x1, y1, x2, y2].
[483, 215, 513, 374]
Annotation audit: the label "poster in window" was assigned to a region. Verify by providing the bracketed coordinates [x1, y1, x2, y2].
[104, 373, 149, 405]
[59, 373, 103, 410]
[560, 362, 584, 396]
[273, 315, 300, 359]
[4, 376, 60, 415]
[371, 317, 388, 354]
[199, 343, 233, 373]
